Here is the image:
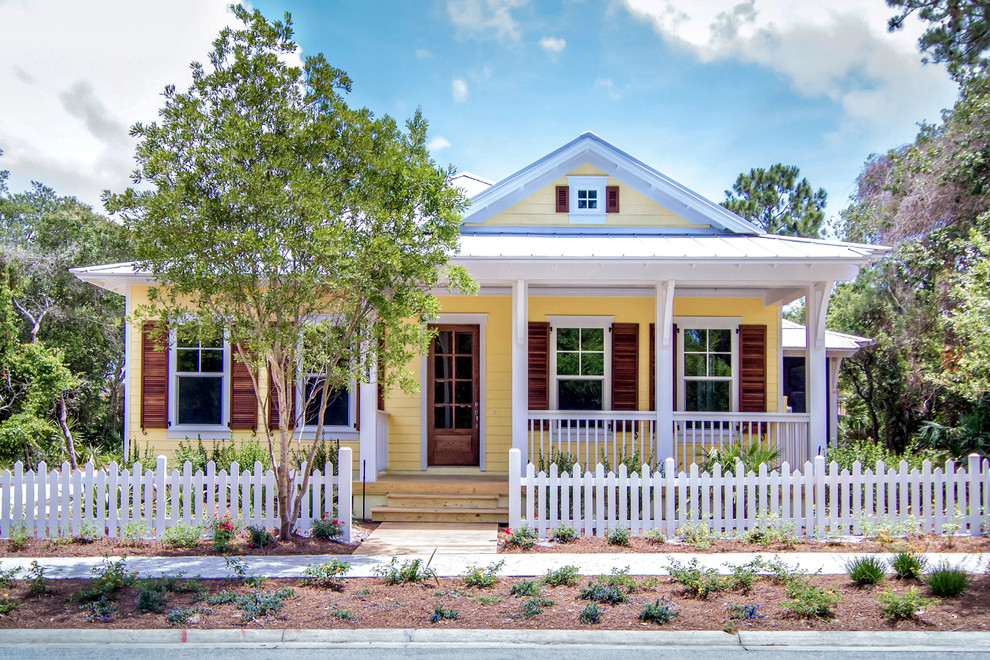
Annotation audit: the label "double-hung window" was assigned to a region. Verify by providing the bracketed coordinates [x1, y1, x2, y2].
[548, 316, 612, 411]
[676, 318, 740, 413]
[172, 326, 227, 428]
[298, 321, 356, 435]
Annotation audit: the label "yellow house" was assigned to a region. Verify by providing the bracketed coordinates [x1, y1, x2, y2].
[72, 133, 886, 522]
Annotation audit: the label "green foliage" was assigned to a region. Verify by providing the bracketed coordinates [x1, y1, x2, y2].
[639, 599, 678, 625]
[475, 595, 500, 605]
[550, 524, 577, 543]
[740, 514, 799, 548]
[925, 563, 971, 597]
[302, 559, 351, 589]
[878, 587, 938, 621]
[721, 163, 827, 237]
[827, 438, 947, 474]
[542, 565, 580, 587]
[676, 520, 717, 550]
[8, 524, 31, 551]
[845, 556, 887, 587]
[135, 588, 169, 614]
[81, 596, 116, 623]
[521, 596, 554, 618]
[373, 556, 438, 585]
[577, 581, 628, 604]
[503, 524, 538, 549]
[727, 603, 764, 620]
[890, 551, 928, 580]
[26, 561, 50, 596]
[700, 442, 780, 474]
[644, 528, 666, 544]
[0, 565, 19, 588]
[329, 608, 356, 621]
[596, 567, 641, 593]
[579, 602, 602, 624]
[207, 515, 239, 553]
[606, 527, 630, 546]
[105, 6, 472, 540]
[163, 523, 202, 549]
[224, 556, 264, 587]
[780, 582, 842, 620]
[238, 587, 295, 621]
[461, 560, 504, 588]
[0, 598, 18, 616]
[165, 607, 191, 626]
[429, 605, 458, 623]
[311, 515, 344, 541]
[73, 556, 137, 603]
[535, 448, 579, 474]
[666, 557, 730, 599]
[887, 0, 990, 72]
[173, 437, 275, 473]
[247, 526, 275, 549]
[510, 580, 541, 597]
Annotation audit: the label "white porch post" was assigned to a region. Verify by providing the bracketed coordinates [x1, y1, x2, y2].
[358, 350, 378, 482]
[511, 279, 529, 465]
[656, 280, 675, 461]
[806, 281, 833, 457]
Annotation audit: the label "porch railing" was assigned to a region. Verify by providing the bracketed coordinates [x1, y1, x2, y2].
[527, 410, 811, 470]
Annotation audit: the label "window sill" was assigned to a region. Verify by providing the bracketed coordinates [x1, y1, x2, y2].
[166, 428, 231, 440]
[568, 212, 606, 225]
[296, 428, 359, 442]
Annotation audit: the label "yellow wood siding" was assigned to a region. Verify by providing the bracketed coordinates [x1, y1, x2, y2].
[464, 164, 708, 229]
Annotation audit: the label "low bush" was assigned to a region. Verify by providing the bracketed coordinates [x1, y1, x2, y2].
[329, 608, 356, 621]
[462, 560, 504, 589]
[163, 524, 202, 549]
[667, 557, 730, 599]
[206, 514, 239, 554]
[26, 561, 50, 596]
[925, 563, 970, 597]
[135, 588, 168, 614]
[237, 587, 295, 621]
[0, 598, 18, 615]
[510, 580, 541, 597]
[639, 599, 678, 625]
[503, 525, 538, 550]
[597, 567, 640, 593]
[644, 528, 666, 544]
[579, 602, 602, 624]
[247, 526, 275, 549]
[780, 582, 842, 620]
[878, 587, 938, 622]
[0, 565, 19, 588]
[521, 596, 554, 618]
[429, 605, 458, 623]
[165, 607, 191, 626]
[73, 556, 136, 603]
[120, 522, 147, 547]
[373, 556, 437, 585]
[727, 603, 763, 620]
[81, 596, 116, 623]
[845, 556, 886, 587]
[890, 552, 927, 580]
[542, 565, 580, 587]
[577, 582, 628, 604]
[606, 527, 630, 546]
[302, 559, 351, 590]
[311, 515, 344, 541]
[550, 524, 578, 543]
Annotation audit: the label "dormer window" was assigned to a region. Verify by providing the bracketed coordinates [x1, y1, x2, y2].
[557, 175, 619, 224]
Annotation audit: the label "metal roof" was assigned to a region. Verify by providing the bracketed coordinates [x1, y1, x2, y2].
[782, 319, 873, 354]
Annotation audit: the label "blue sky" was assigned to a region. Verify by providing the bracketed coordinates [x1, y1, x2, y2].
[0, 1, 960, 233]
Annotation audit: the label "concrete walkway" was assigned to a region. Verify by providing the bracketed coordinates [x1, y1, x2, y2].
[2, 551, 987, 580]
[353, 522, 498, 555]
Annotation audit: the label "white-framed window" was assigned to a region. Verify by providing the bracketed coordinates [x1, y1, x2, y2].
[676, 317, 740, 413]
[169, 325, 229, 429]
[567, 175, 606, 224]
[548, 316, 613, 411]
[296, 320, 357, 435]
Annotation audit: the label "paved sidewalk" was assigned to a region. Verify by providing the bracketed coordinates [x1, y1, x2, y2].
[353, 522, 498, 555]
[2, 551, 987, 579]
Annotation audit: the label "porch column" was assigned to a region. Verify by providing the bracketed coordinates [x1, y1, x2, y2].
[511, 279, 529, 465]
[656, 280, 676, 461]
[358, 351, 378, 482]
[806, 281, 833, 457]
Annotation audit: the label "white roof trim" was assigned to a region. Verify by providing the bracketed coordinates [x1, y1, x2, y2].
[461, 132, 762, 235]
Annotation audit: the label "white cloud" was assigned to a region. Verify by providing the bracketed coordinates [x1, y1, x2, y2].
[415, 48, 433, 58]
[618, 0, 957, 133]
[452, 78, 470, 102]
[0, 0, 242, 209]
[595, 78, 620, 100]
[447, 0, 529, 42]
[429, 136, 452, 152]
[540, 36, 567, 53]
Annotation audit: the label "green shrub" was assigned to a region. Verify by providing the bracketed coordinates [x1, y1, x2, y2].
[0, 598, 18, 615]
[550, 524, 578, 543]
[510, 580, 541, 597]
[878, 587, 938, 621]
[521, 596, 554, 618]
[373, 556, 437, 585]
[302, 559, 351, 590]
[9, 524, 31, 551]
[606, 527, 630, 546]
[429, 605, 458, 623]
[74, 522, 99, 544]
[26, 561, 50, 596]
[845, 556, 886, 587]
[700, 442, 779, 474]
[311, 515, 344, 541]
[639, 599, 678, 625]
[542, 565, 580, 587]
[727, 603, 763, 620]
[163, 524, 202, 549]
[0, 565, 20, 588]
[726, 559, 765, 591]
[597, 567, 640, 593]
[206, 514, 239, 554]
[462, 560, 504, 588]
[827, 438, 946, 475]
[504, 525, 538, 549]
[676, 521, 715, 550]
[135, 588, 168, 614]
[780, 582, 842, 620]
[925, 563, 970, 597]
[579, 602, 602, 624]
[120, 522, 147, 547]
[667, 557, 730, 599]
[890, 552, 927, 580]
[81, 596, 116, 623]
[644, 528, 666, 544]
[577, 581, 628, 604]
[247, 526, 275, 549]
[329, 608, 356, 621]
[165, 607, 191, 626]
[475, 595, 500, 605]
[72, 556, 136, 603]
[238, 587, 295, 621]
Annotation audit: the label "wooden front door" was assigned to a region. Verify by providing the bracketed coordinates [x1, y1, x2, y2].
[428, 325, 480, 466]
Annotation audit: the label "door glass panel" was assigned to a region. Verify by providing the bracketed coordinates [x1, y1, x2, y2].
[434, 381, 452, 404]
[434, 355, 452, 379]
[434, 331, 452, 354]
[455, 332, 473, 354]
[455, 356, 472, 379]
[454, 405, 472, 429]
[455, 380, 472, 404]
[434, 406, 453, 429]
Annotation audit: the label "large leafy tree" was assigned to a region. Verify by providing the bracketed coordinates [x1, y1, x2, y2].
[106, 7, 473, 539]
[721, 164, 827, 237]
[888, 0, 990, 72]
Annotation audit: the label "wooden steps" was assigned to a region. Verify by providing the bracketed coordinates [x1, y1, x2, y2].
[370, 489, 508, 523]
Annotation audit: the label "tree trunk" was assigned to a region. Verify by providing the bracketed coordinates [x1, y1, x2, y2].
[57, 396, 77, 470]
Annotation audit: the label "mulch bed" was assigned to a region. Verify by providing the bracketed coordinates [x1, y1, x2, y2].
[1, 570, 989, 631]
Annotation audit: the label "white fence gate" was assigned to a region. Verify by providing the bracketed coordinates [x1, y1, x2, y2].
[0, 447, 352, 542]
[508, 448, 990, 539]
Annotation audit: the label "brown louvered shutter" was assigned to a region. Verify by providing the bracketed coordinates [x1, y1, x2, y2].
[606, 186, 620, 213]
[649, 323, 677, 410]
[141, 321, 168, 429]
[229, 346, 256, 430]
[267, 366, 295, 430]
[611, 323, 638, 411]
[555, 186, 568, 213]
[738, 325, 767, 413]
[528, 322, 550, 410]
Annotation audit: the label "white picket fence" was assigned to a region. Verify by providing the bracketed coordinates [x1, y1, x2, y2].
[0, 447, 352, 542]
[508, 448, 990, 539]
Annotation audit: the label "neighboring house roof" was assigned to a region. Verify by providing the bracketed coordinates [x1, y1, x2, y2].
[781, 319, 873, 358]
[461, 131, 762, 235]
[451, 172, 494, 198]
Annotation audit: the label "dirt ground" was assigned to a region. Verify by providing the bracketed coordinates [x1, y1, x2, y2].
[1, 570, 988, 632]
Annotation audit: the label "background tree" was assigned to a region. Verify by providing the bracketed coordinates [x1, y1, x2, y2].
[888, 0, 990, 73]
[721, 164, 827, 237]
[106, 7, 474, 539]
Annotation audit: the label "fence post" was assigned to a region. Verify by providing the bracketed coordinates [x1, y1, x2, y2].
[509, 448, 522, 529]
[154, 456, 167, 539]
[968, 453, 982, 536]
[337, 447, 352, 543]
[814, 455, 826, 539]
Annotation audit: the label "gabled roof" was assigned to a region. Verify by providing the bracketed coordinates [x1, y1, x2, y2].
[461, 131, 762, 235]
[781, 319, 873, 357]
